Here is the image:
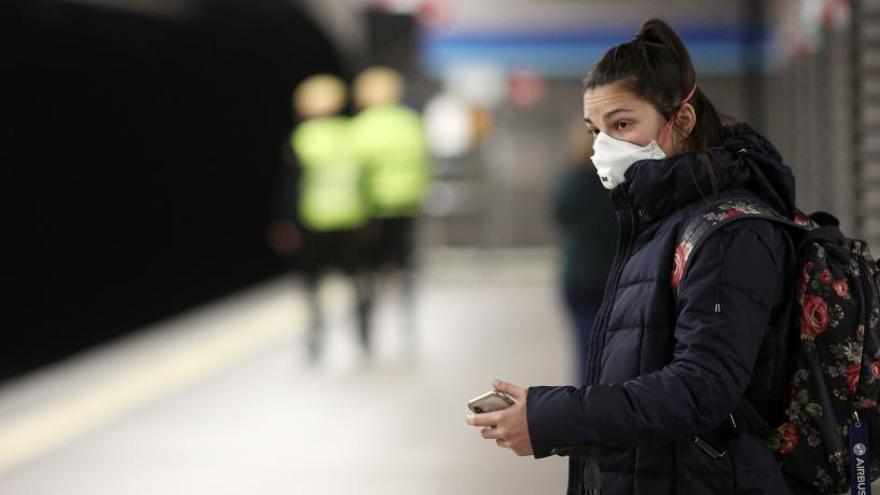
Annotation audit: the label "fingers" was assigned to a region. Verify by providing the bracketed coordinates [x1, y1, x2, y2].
[492, 379, 525, 400]
[466, 412, 500, 428]
[496, 439, 511, 449]
[468, 413, 517, 452]
[468, 383, 532, 456]
[481, 427, 501, 440]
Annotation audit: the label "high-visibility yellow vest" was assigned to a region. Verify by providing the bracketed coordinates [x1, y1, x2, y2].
[291, 117, 368, 231]
[350, 104, 431, 217]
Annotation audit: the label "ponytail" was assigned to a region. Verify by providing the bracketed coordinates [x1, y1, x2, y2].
[586, 18, 728, 153]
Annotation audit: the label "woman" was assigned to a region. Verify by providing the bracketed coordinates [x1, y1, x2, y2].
[467, 19, 799, 494]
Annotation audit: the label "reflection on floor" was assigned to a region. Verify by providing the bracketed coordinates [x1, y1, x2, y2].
[0, 248, 573, 495]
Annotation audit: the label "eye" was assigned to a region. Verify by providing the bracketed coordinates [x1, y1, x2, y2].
[614, 121, 631, 131]
[589, 128, 600, 137]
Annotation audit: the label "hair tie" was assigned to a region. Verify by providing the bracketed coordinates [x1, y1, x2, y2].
[682, 84, 697, 105]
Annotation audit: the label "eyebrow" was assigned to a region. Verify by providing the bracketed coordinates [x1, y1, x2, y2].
[583, 107, 634, 126]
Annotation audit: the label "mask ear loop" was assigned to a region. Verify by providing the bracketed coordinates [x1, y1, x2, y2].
[660, 83, 698, 146]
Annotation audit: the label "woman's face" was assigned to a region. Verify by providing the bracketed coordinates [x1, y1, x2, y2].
[583, 81, 674, 155]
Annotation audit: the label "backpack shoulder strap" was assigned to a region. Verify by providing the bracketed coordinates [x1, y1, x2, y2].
[672, 198, 812, 294]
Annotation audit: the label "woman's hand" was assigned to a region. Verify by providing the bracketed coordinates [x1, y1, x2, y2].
[466, 379, 533, 456]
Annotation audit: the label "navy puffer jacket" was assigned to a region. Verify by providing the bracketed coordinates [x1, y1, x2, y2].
[528, 124, 798, 494]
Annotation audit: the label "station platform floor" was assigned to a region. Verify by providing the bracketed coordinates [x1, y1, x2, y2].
[0, 248, 574, 495]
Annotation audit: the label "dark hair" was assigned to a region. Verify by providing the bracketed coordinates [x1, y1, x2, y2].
[584, 19, 727, 154]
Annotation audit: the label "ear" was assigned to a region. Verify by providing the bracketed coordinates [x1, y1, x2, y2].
[676, 102, 697, 138]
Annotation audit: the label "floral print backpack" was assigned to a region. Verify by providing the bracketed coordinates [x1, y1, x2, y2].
[673, 198, 880, 494]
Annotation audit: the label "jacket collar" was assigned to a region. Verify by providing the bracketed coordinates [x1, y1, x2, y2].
[617, 123, 797, 223]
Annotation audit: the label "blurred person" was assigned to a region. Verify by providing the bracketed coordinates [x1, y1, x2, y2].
[270, 74, 374, 362]
[350, 66, 432, 351]
[467, 19, 803, 494]
[552, 123, 617, 385]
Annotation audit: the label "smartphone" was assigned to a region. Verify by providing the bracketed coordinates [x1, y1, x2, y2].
[467, 390, 515, 414]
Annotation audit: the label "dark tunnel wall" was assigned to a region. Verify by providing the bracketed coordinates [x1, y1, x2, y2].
[0, 0, 344, 380]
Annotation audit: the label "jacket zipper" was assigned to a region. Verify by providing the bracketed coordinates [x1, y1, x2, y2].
[578, 185, 636, 495]
[586, 184, 637, 386]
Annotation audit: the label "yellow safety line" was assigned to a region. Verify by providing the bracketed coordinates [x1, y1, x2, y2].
[0, 280, 344, 477]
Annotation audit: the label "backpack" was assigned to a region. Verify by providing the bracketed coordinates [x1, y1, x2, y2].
[673, 197, 880, 494]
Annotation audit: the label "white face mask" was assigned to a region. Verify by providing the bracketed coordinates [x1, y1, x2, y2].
[591, 132, 666, 190]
